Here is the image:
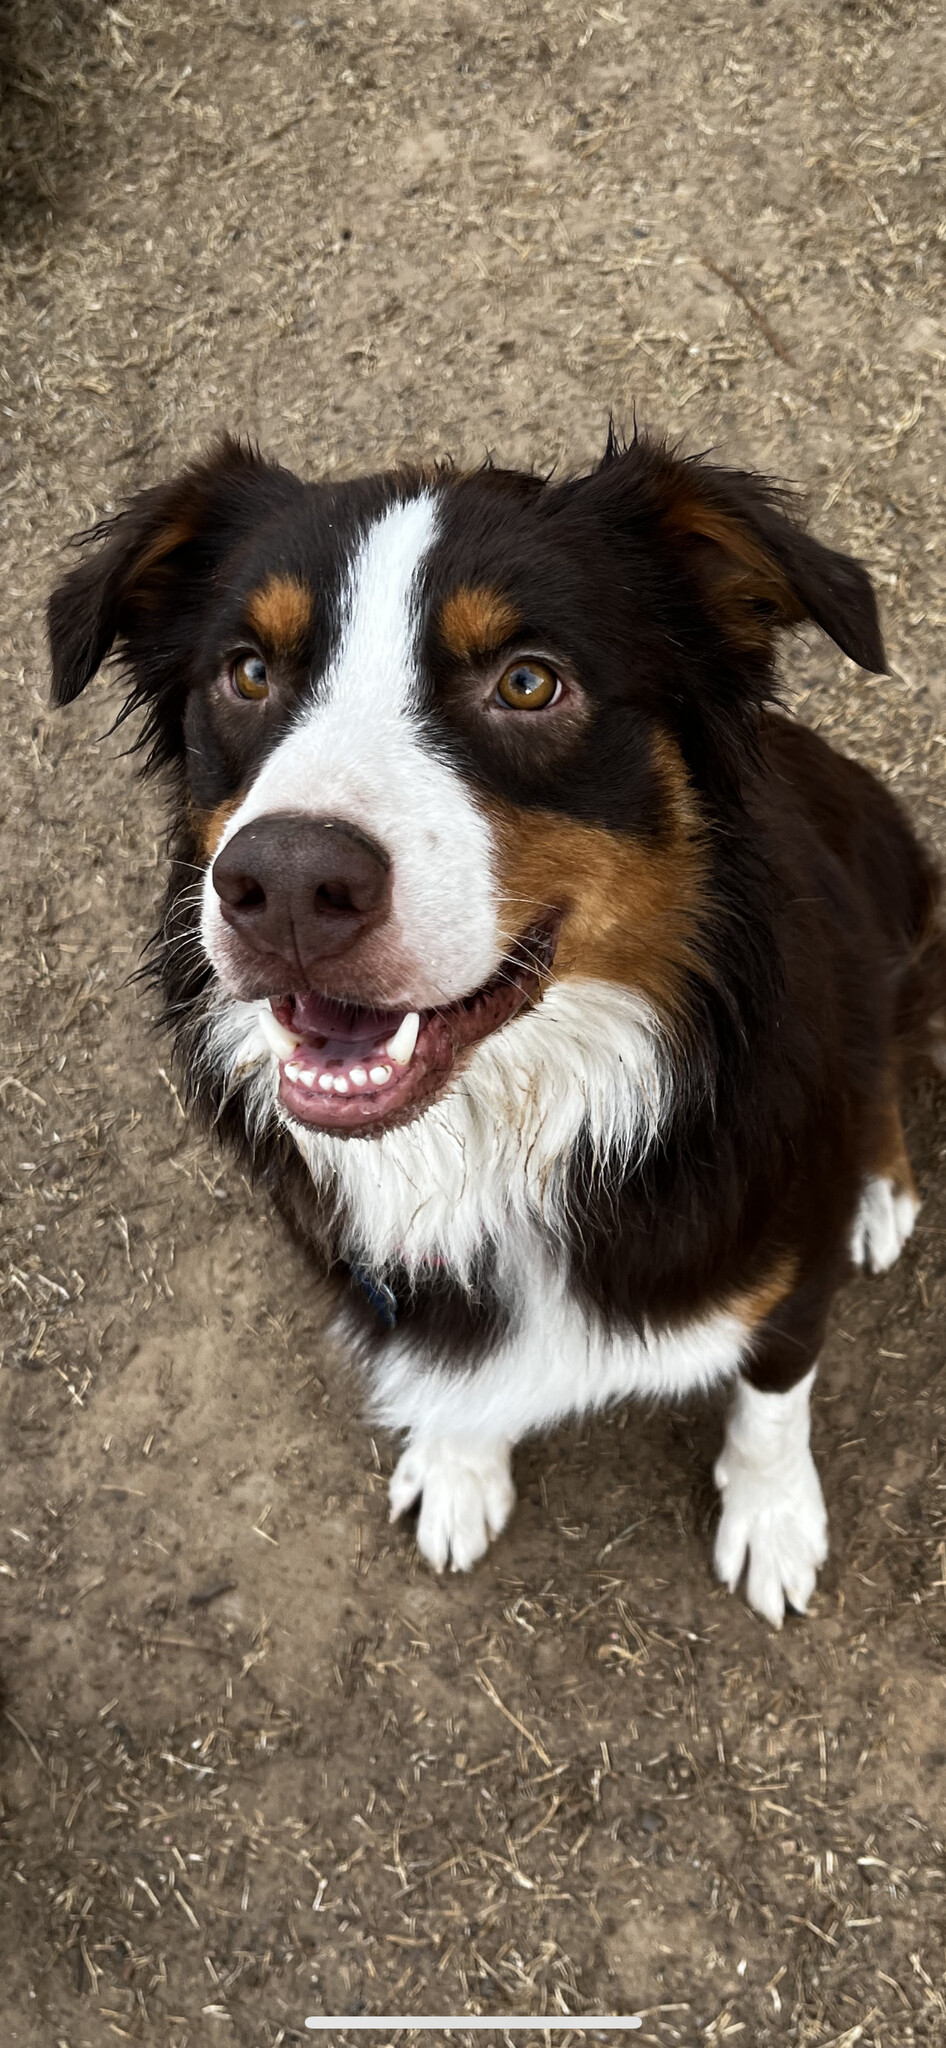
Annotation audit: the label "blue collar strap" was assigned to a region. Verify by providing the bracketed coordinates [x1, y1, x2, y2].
[349, 1262, 399, 1329]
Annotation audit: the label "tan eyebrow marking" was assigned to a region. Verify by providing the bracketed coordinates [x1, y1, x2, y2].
[440, 585, 521, 661]
[245, 574, 313, 650]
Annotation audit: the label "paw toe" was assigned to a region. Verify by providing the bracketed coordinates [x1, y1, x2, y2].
[745, 1545, 788, 1629]
[388, 1450, 425, 1522]
[712, 1503, 749, 1594]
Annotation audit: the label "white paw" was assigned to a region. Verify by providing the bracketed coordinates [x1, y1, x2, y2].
[389, 1435, 516, 1572]
[849, 1174, 918, 1274]
[714, 1438, 828, 1627]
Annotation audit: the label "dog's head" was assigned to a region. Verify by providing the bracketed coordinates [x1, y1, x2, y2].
[48, 431, 885, 1141]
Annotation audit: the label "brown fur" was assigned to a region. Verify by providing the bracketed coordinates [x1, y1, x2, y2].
[118, 516, 199, 612]
[657, 472, 802, 653]
[193, 796, 244, 862]
[871, 1089, 918, 1202]
[485, 731, 708, 1023]
[245, 574, 313, 651]
[727, 1254, 799, 1332]
[439, 586, 521, 661]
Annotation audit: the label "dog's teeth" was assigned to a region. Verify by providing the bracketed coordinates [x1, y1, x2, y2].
[300, 1069, 317, 1087]
[259, 1005, 302, 1059]
[285, 1060, 303, 1081]
[386, 1011, 420, 1066]
[333, 1075, 349, 1094]
[350, 1066, 368, 1087]
[318, 1073, 334, 1091]
[369, 1063, 392, 1085]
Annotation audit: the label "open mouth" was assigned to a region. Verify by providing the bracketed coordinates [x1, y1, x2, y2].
[256, 917, 560, 1135]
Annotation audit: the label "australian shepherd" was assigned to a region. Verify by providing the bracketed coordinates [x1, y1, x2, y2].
[48, 430, 946, 1625]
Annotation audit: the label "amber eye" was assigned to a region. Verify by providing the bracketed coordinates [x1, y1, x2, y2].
[230, 653, 269, 701]
[495, 659, 560, 710]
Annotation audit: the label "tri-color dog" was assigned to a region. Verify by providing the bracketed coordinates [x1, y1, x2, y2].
[48, 431, 945, 1624]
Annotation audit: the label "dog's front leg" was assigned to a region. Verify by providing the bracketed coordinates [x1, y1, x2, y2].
[714, 1363, 828, 1626]
[378, 1280, 550, 1572]
[712, 1265, 839, 1625]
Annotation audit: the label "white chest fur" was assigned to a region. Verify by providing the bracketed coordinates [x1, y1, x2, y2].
[367, 1249, 751, 1443]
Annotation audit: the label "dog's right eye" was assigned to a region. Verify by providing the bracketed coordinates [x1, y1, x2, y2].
[495, 659, 561, 711]
[230, 654, 269, 702]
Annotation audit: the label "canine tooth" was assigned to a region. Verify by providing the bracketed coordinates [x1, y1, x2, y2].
[258, 1005, 302, 1059]
[333, 1075, 349, 1094]
[350, 1066, 368, 1086]
[285, 1060, 303, 1081]
[386, 1011, 420, 1066]
[318, 1073, 334, 1091]
[369, 1063, 392, 1085]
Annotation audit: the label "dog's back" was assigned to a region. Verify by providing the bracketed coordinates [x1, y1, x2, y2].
[764, 713, 946, 1061]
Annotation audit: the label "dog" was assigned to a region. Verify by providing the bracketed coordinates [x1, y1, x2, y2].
[47, 429, 946, 1625]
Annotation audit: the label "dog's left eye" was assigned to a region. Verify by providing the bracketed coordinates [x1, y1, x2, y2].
[495, 660, 561, 710]
[230, 654, 269, 701]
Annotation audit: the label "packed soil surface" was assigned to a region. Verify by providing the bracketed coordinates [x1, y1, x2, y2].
[2, 3, 945, 2044]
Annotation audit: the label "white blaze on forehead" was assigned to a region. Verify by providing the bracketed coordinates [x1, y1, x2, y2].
[325, 490, 440, 718]
[201, 490, 502, 1007]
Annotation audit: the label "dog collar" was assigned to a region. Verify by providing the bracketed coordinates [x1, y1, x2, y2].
[347, 1248, 453, 1329]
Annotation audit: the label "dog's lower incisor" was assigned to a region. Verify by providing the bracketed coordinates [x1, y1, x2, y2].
[48, 429, 946, 1624]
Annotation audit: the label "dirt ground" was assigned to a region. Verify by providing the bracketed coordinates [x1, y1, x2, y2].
[2, 2, 946, 2044]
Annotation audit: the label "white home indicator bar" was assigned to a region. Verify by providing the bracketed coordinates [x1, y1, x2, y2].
[305, 2021, 643, 2033]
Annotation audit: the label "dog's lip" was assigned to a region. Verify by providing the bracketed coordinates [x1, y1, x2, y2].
[270, 915, 560, 1136]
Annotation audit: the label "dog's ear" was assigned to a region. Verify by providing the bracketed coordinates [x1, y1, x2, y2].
[657, 458, 886, 673]
[574, 435, 887, 675]
[47, 437, 281, 708]
[49, 481, 199, 706]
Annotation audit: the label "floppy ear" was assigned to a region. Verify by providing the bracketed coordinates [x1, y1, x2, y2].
[49, 481, 201, 706]
[582, 435, 887, 675]
[47, 436, 283, 708]
[661, 460, 886, 673]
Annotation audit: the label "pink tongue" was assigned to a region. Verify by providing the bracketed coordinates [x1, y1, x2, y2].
[288, 991, 406, 1057]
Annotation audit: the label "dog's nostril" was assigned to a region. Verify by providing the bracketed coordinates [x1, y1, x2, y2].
[234, 877, 266, 911]
[315, 879, 355, 913]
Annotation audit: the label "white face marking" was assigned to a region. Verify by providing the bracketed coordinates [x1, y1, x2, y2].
[200, 491, 500, 1007]
[713, 1366, 828, 1626]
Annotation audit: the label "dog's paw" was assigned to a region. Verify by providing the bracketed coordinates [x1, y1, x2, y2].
[849, 1174, 918, 1274]
[714, 1438, 828, 1627]
[389, 1435, 516, 1572]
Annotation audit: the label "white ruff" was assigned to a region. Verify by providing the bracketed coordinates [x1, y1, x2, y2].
[200, 975, 669, 1286]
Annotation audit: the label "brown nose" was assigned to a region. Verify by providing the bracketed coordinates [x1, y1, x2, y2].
[212, 813, 392, 974]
